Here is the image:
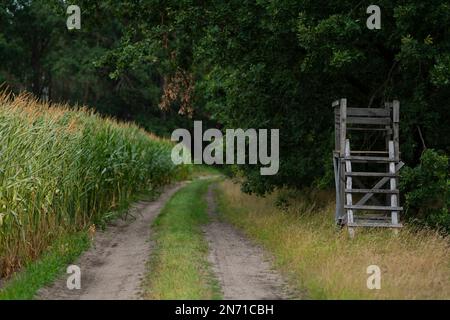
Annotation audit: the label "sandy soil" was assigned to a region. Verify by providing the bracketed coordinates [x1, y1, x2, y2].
[37, 183, 183, 300]
[204, 185, 294, 300]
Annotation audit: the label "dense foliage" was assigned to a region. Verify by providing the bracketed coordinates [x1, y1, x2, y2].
[0, 92, 184, 277]
[0, 0, 191, 136]
[195, 0, 450, 193]
[400, 150, 450, 231]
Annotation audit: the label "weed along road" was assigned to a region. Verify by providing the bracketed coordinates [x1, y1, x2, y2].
[37, 184, 184, 300]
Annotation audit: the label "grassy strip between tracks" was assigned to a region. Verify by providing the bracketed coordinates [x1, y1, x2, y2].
[145, 179, 222, 300]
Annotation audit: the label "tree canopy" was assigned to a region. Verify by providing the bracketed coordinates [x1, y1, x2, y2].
[1, 0, 449, 195]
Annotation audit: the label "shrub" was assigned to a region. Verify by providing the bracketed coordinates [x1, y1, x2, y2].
[400, 149, 449, 232]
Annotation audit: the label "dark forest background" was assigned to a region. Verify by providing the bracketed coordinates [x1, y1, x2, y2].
[0, 1, 448, 229]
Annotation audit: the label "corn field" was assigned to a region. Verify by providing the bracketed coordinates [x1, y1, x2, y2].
[0, 91, 185, 278]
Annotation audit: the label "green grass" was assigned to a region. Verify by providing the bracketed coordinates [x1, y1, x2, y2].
[0, 231, 90, 300]
[144, 179, 222, 300]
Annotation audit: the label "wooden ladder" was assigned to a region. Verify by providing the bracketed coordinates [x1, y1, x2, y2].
[343, 139, 403, 237]
[333, 99, 403, 237]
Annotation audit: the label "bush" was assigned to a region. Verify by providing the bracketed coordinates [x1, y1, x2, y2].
[400, 149, 450, 232]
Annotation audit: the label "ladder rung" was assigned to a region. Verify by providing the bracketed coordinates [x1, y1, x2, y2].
[345, 172, 397, 177]
[347, 117, 391, 125]
[347, 127, 390, 131]
[345, 189, 399, 194]
[347, 108, 390, 117]
[356, 216, 390, 220]
[350, 151, 389, 154]
[344, 156, 393, 162]
[355, 215, 391, 221]
[347, 222, 403, 228]
[345, 205, 403, 211]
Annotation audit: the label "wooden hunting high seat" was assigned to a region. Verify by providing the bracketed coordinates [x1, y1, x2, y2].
[332, 99, 404, 236]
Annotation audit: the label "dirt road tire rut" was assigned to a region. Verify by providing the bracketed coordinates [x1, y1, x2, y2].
[204, 185, 292, 300]
[37, 184, 183, 300]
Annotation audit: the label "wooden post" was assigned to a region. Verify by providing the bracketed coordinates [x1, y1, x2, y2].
[345, 139, 354, 237]
[389, 141, 399, 226]
[384, 102, 393, 206]
[393, 101, 401, 219]
[333, 156, 342, 224]
[333, 100, 340, 153]
[393, 100, 400, 162]
[339, 99, 347, 226]
[332, 99, 347, 225]
[339, 99, 347, 157]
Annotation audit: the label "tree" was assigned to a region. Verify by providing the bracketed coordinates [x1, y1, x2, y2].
[1, 0, 449, 196]
[193, 0, 450, 194]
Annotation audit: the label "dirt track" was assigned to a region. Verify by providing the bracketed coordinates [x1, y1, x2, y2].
[38, 181, 294, 300]
[204, 185, 292, 300]
[37, 184, 183, 300]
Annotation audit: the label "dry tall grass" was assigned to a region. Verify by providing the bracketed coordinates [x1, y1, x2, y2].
[218, 180, 450, 299]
